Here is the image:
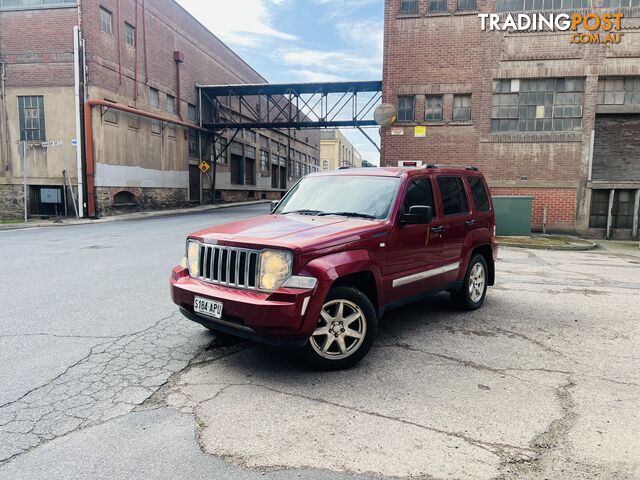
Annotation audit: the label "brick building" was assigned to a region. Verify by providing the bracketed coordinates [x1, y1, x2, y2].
[320, 129, 363, 171]
[381, 0, 640, 239]
[0, 0, 320, 219]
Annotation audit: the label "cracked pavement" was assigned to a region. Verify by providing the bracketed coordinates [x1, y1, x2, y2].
[1, 205, 639, 479]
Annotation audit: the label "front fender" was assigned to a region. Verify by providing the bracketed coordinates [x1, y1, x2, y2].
[296, 249, 383, 337]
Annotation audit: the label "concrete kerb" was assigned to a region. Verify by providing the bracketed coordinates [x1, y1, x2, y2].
[498, 235, 598, 251]
[0, 200, 272, 230]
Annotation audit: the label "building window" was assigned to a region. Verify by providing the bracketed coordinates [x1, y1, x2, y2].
[189, 129, 199, 157]
[259, 135, 269, 148]
[400, 0, 419, 13]
[491, 78, 584, 133]
[128, 113, 139, 130]
[0, 0, 76, 10]
[187, 103, 197, 122]
[124, 22, 135, 48]
[453, 95, 472, 122]
[612, 190, 636, 229]
[151, 120, 162, 135]
[260, 150, 269, 173]
[149, 87, 160, 108]
[323, 160, 329, 170]
[457, 0, 476, 10]
[397, 96, 415, 122]
[100, 7, 113, 35]
[496, 0, 591, 11]
[589, 190, 609, 229]
[429, 0, 448, 11]
[167, 95, 175, 114]
[18, 96, 46, 141]
[102, 100, 118, 124]
[244, 130, 256, 143]
[215, 137, 228, 164]
[603, 0, 640, 6]
[425, 95, 443, 122]
[597, 77, 640, 106]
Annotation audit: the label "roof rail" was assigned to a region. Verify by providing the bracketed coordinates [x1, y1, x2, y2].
[423, 164, 479, 171]
[338, 166, 351, 170]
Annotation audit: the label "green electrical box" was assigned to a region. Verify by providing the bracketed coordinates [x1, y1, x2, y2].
[492, 196, 534, 236]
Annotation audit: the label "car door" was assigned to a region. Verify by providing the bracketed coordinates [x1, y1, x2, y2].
[384, 176, 446, 303]
[435, 176, 473, 285]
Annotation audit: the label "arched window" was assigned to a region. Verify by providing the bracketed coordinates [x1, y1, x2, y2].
[323, 160, 329, 170]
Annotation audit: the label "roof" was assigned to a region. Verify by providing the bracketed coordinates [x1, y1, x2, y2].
[309, 166, 482, 178]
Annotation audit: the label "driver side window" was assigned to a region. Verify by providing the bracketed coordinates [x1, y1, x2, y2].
[403, 178, 435, 214]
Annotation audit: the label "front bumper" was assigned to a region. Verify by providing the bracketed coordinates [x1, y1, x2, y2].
[170, 266, 321, 342]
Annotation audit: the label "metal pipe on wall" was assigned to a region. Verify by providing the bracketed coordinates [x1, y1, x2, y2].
[73, 26, 85, 217]
[1, 62, 10, 173]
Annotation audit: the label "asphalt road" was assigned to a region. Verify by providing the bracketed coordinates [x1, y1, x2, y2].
[1, 204, 639, 479]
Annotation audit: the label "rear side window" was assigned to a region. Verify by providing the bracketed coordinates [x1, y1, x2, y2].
[467, 176, 490, 212]
[437, 177, 468, 216]
[403, 178, 435, 213]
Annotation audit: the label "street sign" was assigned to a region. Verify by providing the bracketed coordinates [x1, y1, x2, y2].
[199, 161, 210, 173]
[71, 138, 78, 147]
[414, 126, 427, 138]
[41, 140, 63, 148]
[391, 127, 404, 136]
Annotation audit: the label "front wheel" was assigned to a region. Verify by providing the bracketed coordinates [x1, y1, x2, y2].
[302, 286, 377, 370]
[452, 254, 488, 310]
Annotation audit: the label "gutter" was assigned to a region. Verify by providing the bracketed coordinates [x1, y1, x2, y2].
[1, 62, 9, 173]
[83, 99, 210, 218]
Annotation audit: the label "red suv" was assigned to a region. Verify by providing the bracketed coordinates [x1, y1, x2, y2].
[171, 166, 497, 369]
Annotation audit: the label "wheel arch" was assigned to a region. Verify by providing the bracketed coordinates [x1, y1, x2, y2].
[470, 244, 495, 286]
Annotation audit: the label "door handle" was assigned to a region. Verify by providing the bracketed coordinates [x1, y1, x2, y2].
[465, 220, 476, 226]
[431, 226, 445, 234]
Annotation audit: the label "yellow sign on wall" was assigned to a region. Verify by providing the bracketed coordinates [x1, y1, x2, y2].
[414, 126, 427, 138]
[199, 161, 210, 173]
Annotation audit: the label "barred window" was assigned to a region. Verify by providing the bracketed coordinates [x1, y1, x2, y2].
[589, 190, 610, 229]
[400, 0, 419, 13]
[18, 96, 46, 141]
[100, 7, 112, 35]
[430, 0, 448, 11]
[102, 99, 118, 124]
[398, 96, 415, 122]
[496, 0, 591, 11]
[125, 22, 135, 48]
[425, 95, 443, 122]
[597, 77, 640, 106]
[453, 95, 472, 122]
[458, 0, 476, 10]
[491, 78, 584, 133]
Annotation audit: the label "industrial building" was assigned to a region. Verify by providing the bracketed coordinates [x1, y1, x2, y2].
[320, 129, 363, 171]
[0, 0, 320, 219]
[381, 0, 640, 239]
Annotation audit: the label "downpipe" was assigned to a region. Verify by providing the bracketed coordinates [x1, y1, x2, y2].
[1, 62, 10, 173]
[73, 26, 85, 217]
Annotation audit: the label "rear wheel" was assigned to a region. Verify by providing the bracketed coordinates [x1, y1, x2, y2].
[452, 254, 488, 310]
[303, 286, 377, 370]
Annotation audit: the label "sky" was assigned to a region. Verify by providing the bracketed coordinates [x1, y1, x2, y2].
[175, 0, 384, 165]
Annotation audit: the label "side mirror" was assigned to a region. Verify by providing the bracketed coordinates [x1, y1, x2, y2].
[270, 200, 279, 213]
[401, 205, 433, 225]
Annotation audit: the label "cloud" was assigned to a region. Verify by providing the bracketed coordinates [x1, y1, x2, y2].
[278, 48, 381, 79]
[176, 0, 296, 48]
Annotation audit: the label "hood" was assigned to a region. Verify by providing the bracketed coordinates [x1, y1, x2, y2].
[190, 214, 386, 253]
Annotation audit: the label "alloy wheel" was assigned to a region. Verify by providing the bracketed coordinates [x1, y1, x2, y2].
[469, 262, 486, 303]
[310, 299, 367, 360]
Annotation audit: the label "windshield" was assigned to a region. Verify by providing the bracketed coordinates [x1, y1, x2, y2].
[275, 175, 400, 220]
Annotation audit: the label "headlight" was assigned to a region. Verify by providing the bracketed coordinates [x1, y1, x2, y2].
[259, 250, 293, 291]
[187, 241, 200, 277]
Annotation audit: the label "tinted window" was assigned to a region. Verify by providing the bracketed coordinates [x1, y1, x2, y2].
[403, 179, 434, 213]
[437, 177, 468, 216]
[467, 177, 490, 212]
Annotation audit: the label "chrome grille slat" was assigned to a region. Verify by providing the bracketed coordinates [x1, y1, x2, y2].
[197, 244, 259, 290]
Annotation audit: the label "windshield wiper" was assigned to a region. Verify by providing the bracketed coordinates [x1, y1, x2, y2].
[281, 209, 322, 216]
[317, 211, 377, 220]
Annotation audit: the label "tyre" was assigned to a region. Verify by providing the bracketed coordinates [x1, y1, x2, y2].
[302, 286, 377, 370]
[452, 254, 488, 311]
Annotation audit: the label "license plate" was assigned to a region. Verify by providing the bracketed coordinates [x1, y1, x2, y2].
[194, 296, 223, 319]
